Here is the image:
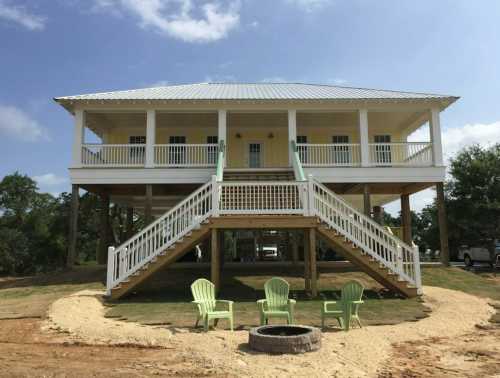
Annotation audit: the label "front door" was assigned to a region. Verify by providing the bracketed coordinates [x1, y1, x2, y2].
[248, 143, 263, 168]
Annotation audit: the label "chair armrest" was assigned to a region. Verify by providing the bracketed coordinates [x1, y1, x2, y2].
[323, 301, 337, 311]
[257, 299, 267, 311]
[288, 299, 296, 306]
[351, 300, 364, 305]
[192, 300, 203, 304]
[216, 300, 234, 311]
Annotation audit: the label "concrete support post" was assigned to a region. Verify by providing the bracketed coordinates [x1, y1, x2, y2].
[145, 110, 156, 168]
[97, 193, 110, 265]
[67, 184, 79, 267]
[373, 205, 383, 225]
[145, 184, 153, 225]
[303, 229, 311, 293]
[211, 228, 220, 293]
[363, 184, 371, 217]
[292, 231, 299, 265]
[288, 109, 297, 165]
[308, 228, 318, 297]
[436, 182, 450, 266]
[359, 109, 369, 167]
[72, 109, 85, 168]
[401, 193, 412, 244]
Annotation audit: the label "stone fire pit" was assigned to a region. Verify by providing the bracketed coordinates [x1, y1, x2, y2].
[248, 325, 321, 354]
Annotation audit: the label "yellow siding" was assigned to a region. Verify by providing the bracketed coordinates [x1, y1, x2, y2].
[99, 111, 407, 168]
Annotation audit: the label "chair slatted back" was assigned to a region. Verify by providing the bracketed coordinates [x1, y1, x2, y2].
[264, 277, 290, 311]
[341, 280, 364, 314]
[191, 278, 216, 314]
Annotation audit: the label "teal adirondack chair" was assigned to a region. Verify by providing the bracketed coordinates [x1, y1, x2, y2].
[191, 278, 234, 332]
[321, 280, 364, 331]
[257, 277, 296, 325]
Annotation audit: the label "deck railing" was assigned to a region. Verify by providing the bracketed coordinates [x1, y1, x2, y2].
[82, 144, 146, 166]
[368, 142, 432, 166]
[296, 143, 361, 167]
[218, 181, 307, 215]
[154, 144, 218, 167]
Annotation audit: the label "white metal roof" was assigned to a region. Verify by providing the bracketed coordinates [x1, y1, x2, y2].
[55, 83, 458, 103]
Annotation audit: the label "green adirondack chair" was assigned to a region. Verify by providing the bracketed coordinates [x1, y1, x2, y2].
[257, 277, 296, 325]
[191, 278, 234, 332]
[321, 280, 364, 331]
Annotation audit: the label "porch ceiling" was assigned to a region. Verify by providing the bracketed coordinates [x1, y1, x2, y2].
[85, 109, 428, 139]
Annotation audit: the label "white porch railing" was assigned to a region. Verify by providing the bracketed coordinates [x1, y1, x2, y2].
[154, 144, 218, 167]
[82, 144, 146, 166]
[218, 181, 307, 215]
[296, 143, 361, 167]
[368, 142, 432, 166]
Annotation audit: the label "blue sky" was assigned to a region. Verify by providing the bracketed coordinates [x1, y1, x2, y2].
[1, 0, 499, 212]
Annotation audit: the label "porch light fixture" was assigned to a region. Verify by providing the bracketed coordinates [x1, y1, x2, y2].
[268, 132, 274, 139]
[236, 133, 242, 139]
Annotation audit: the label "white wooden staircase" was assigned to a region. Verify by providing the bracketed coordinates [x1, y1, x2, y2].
[106, 143, 421, 299]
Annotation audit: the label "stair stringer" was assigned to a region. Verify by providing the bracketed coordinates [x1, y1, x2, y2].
[316, 224, 418, 298]
[110, 223, 212, 299]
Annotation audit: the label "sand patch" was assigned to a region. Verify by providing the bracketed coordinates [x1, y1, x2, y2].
[44, 286, 495, 377]
[44, 290, 172, 347]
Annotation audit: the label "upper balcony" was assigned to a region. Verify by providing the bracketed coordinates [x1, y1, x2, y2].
[58, 83, 456, 185]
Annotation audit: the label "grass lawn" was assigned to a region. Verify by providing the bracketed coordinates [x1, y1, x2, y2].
[1, 264, 498, 327]
[0, 266, 105, 319]
[105, 266, 428, 328]
[422, 266, 500, 301]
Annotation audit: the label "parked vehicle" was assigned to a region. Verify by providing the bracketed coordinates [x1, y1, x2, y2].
[457, 239, 500, 267]
[261, 246, 278, 261]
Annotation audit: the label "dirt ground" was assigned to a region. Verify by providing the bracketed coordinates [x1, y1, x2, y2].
[1, 267, 500, 377]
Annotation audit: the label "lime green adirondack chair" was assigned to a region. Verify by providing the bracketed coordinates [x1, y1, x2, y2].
[321, 280, 364, 331]
[257, 277, 296, 325]
[191, 278, 234, 332]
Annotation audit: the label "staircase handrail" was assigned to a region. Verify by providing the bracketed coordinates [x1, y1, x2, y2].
[291, 140, 306, 181]
[106, 180, 213, 294]
[311, 178, 421, 290]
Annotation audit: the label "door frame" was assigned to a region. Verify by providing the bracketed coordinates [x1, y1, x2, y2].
[246, 141, 264, 168]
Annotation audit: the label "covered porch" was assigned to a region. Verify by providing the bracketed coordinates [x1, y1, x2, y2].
[71, 107, 442, 170]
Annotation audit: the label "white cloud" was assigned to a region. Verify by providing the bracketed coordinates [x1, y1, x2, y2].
[286, 0, 332, 12]
[33, 173, 68, 187]
[248, 20, 258, 28]
[0, 1, 46, 30]
[93, 0, 240, 43]
[440, 121, 500, 162]
[0, 104, 48, 142]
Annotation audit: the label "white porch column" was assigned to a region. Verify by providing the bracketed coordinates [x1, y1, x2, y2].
[218, 109, 227, 166]
[429, 107, 444, 166]
[288, 109, 297, 165]
[145, 109, 156, 168]
[359, 108, 369, 167]
[72, 109, 85, 168]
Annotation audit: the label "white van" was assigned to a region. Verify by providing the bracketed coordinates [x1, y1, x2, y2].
[458, 239, 500, 267]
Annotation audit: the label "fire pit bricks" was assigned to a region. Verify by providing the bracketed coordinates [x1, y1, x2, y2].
[248, 325, 321, 354]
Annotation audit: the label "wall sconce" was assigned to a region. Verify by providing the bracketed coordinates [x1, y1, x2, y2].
[236, 133, 242, 139]
[268, 132, 274, 139]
